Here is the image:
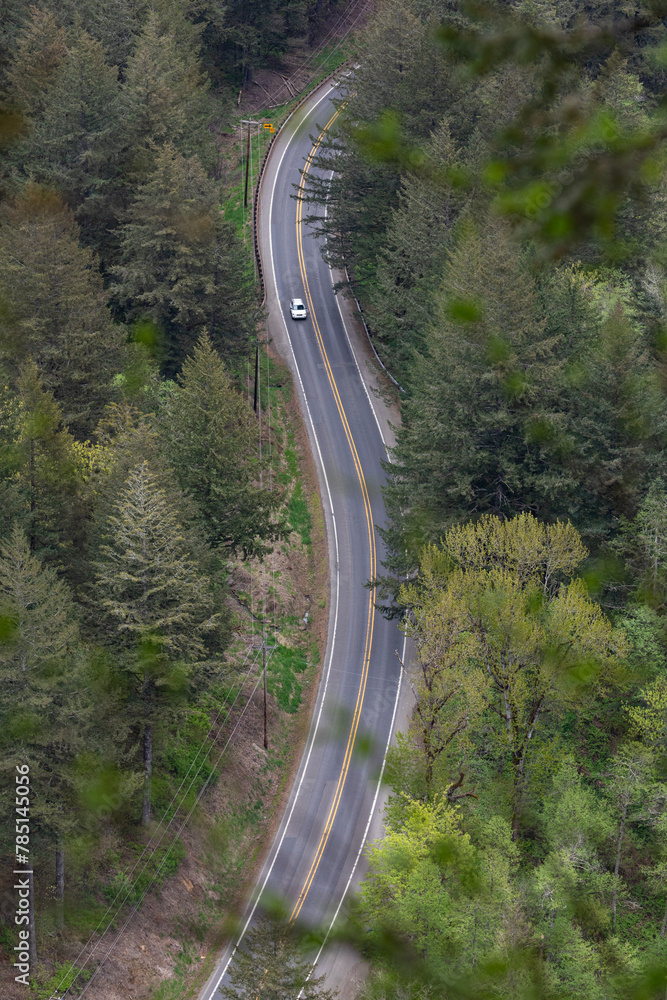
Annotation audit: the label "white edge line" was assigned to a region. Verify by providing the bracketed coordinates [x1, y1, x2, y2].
[308, 634, 405, 975]
[326, 188, 387, 455]
[205, 83, 339, 999]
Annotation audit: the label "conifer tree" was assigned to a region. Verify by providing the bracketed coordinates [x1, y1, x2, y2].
[15, 360, 90, 568]
[162, 334, 285, 556]
[351, 0, 455, 146]
[302, 0, 473, 300]
[119, 13, 214, 182]
[560, 298, 665, 534]
[113, 146, 252, 371]
[220, 913, 337, 1000]
[40, 0, 148, 68]
[619, 480, 667, 609]
[94, 460, 217, 658]
[94, 460, 221, 823]
[12, 28, 121, 213]
[0, 525, 82, 936]
[369, 119, 465, 379]
[0, 184, 126, 436]
[5, 7, 68, 117]
[381, 217, 562, 576]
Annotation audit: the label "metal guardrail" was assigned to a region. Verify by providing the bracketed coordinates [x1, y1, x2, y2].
[252, 60, 352, 306]
[251, 60, 406, 396]
[342, 266, 405, 393]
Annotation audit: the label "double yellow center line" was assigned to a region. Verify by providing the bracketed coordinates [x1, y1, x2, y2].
[289, 108, 377, 924]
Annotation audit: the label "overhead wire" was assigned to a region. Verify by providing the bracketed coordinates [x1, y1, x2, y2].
[57, 11, 364, 995]
[268, 308, 276, 636]
[75, 650, 276, 999]
[50, 645, 264, 999]
[252, 0, 367, 114]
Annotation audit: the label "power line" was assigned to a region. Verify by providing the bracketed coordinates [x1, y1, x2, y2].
[253, 0, 367, 114]
[75, 651, 276, 999]
[50, 646, 263, 999]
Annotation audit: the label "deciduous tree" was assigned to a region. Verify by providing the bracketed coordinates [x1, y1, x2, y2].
[399, 515, 627, 836]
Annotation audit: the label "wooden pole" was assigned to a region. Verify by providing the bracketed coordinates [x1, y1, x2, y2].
[263, 643, 268, 750]
[244, 121, 251, 208]
[253, 341, 259, 412]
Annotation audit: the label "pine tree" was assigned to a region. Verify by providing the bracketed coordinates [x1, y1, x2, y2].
[119, 13, 214, 182]
[113, 146, 252, 371]
[12, 27, 121, 213]
[0, 525, 82, 937]
[220, 913, 337, 1000]
[351, 0, 456, 147]
[0, 184, 126, 436]
[94, 460, 218, 658]
[381, 217, 563, 576]
[368, 119, 465, 379]
[4, 7, 68, 117]
[15, 360, 90, 569]
[162, 334, 285, 556]
[94, 460, 221, 823]
[619, 480, 667, 608]
[301, 0, 473, 302]
[560, 296, 665, 536]
[39, 0, 149, 69]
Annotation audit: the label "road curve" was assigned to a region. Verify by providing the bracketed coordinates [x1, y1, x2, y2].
[199, 78, 404, 999]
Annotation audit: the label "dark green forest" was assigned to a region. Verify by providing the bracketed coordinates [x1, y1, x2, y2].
[0, 0, 339, 992]
[3, 0, 667, 996]
[298, 0, 667, 996]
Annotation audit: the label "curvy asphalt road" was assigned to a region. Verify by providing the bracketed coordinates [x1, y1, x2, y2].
[199, 79, 404, 999]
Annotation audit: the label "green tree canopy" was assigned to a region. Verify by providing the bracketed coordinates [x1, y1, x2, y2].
[360, 798, 517, 976]
[399, 515, 628, 835]
[0, 524, 85, 927]
[161, 334, 285, 556]
[10, 27, 121, 215]
[4, 7, 68, 117]
[119, 13, 214, 181]
[93, 459, 220, 659]
[220, 913, 337, 1000]
[0, 184, 126, 436]
[113, 147, 253, 371]
[93, 458, 225, 823]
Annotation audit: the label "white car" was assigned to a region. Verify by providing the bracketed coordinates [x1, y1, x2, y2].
[290, 298, 307, 320]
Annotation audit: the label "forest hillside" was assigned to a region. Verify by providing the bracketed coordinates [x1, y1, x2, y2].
[0, 1, 346, 996]
[297, 0, 667, 996]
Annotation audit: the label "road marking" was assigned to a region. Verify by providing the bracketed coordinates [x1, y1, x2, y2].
[289, 109, 377, 924]
[326, 187, 388, 454]
[308, 635, 405, 978]
[202, 81, 398, 999]
[203, 84, 342, 1000]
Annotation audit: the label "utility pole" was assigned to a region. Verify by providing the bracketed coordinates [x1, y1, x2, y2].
[253, 340, 259, 412]
[254, 638, 276, 750]
[263, 643, 268, 750]
[244, 120, 251, 208]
